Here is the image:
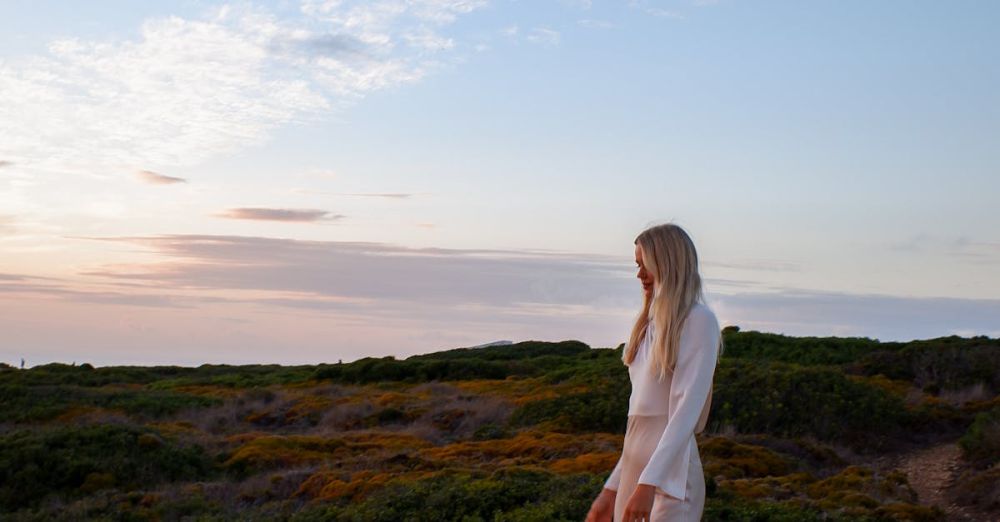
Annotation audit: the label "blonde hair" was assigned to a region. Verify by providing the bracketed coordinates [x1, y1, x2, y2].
[623, 223, 722, 380]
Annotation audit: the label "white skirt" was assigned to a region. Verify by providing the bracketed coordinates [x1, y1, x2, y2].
[613, 414, 706, 522]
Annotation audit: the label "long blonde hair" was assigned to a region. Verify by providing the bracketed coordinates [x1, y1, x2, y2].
[623, 223, 720, 380]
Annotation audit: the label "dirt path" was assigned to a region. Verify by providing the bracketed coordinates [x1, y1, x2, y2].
[892, 442, 990, 522]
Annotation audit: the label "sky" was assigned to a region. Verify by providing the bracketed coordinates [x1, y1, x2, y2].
[1, 0, 998, 368]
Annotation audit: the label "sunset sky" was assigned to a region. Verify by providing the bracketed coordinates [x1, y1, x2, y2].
[2, 1, 998, 367]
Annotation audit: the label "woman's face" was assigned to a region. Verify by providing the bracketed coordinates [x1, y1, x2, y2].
[635, 242, 654, 297]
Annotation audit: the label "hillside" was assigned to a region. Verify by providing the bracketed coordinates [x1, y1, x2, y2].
[1, 329, 998, 521]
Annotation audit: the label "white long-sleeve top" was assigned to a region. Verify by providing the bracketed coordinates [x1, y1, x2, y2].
[603, 302, 721, 500]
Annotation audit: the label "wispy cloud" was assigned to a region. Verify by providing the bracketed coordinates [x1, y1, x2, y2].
[340, 193, 412, 199]
[888, 233, 931, 253]
[889, 233, 1000, 264]
[0, 1, 486, 176]
[292, 188, 415, 199]
[0, 215, 14, 234]
[73, 234, 632, 312]
[402, 28, 456, 51]
[577, 19, 617, 30]
[69, 234, 1000, 342]
[3, 236, 997, 367]
[705, 259, 801, 272]
[214, 208, 345, 222]
[136, 170, 187, 185]
[646, 8, 684, 19]
[526, 27, 561, 46]
[628, 0, 685, 19]
[949, 236, 1000, 264]
[0, 279, 190, 308]
[502, 25, 561, 46]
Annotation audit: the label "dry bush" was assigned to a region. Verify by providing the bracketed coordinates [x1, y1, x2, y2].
[405, 393, 514, 444]
[716, 464, 926, 518]
[805, 465, 917, 505]
[294, 468, 443, 502]
[549, 452, 620, 474]
[938, 382, 991, 407]
[223, 430, 435, 475]
[715, 422, 739, 437]
[174, 387, 297, 435]
[59, 407, 133, 427]
[235, 466, 317, 504]
[701, 436, 795, 479]
[410, 381, 461, 397]
[732, 434, 847, 472]
[452, 377, 553, 404]
[309, 382, 516, 444]
[903, 387, 927, 407]
[315, 399, 376, 433]
[949, 462, 1000, 513]
[418, 429, 620, 469]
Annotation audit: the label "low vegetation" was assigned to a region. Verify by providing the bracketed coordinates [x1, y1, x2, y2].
[1, 330, 997, 520]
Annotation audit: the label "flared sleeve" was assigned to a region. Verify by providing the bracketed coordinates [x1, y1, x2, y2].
[603, 453, 624, 491]
[636, 306, 720, 500]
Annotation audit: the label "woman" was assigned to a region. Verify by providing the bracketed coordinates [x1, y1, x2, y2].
[585, 223, 723, 522]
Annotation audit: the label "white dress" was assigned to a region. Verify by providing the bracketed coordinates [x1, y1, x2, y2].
[603, 303, 721, 522]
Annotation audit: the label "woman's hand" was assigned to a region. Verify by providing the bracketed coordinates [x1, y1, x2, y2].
[621, 483, 655, 522]
[585, 487, 616, 522]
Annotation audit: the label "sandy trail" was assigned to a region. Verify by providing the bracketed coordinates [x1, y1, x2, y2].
[892, 442, 992, 522]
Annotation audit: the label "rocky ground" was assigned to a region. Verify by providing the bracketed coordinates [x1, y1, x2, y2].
[875, 441, 994, 522]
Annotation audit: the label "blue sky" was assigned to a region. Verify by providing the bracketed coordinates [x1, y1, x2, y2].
[1, 1, 998, 367]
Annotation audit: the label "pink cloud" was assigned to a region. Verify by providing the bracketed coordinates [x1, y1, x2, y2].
[136, 170, 187, 184]
[214, 208, 344, 222]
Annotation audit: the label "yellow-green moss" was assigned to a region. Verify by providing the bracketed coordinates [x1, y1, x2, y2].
[701, 436, 793, 479]
[873, 502, 946, 521]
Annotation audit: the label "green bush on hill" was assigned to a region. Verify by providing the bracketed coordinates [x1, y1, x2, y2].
[0, 383, 222, 422]
[313, 356, 513, 383]
[407, 340, 591, 361]
[720, 330, 885, 366]
[1, 333, 996, 520]
[3, 362, 317, 389]
[312, 341, 598, 384]
[508, 353, 629, 434]
[852, 337, 1000, 393]
[959, 405, 1000, 464]
[0, 423, 216, 513]
[710, 359, 909, 451]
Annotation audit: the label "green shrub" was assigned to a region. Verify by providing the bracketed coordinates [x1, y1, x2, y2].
[959, 405, 1000, 464]
[0, 362, 316, 389]
[721, 330, 885, 366]
[711, 360, 909, 451]
[508, 390, 628, 434]
[312, 341, 604, 384]
[703, 497, 833, 522]
[408, 340, 590, 361]
[0, 423, 216, 512]
[314, 357, 513, 383]
[0, 384, 221, 422]
[853, 337, 1000, 392]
